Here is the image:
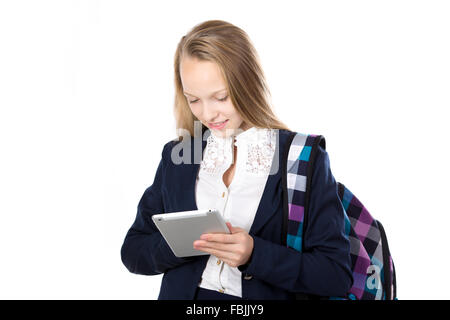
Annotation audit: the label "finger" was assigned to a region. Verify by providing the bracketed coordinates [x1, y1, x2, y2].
[194, 240, 237, 253]
[201, 233, 237, 244]
[225, 222, 246, 234]
[195, 246, 239, 262]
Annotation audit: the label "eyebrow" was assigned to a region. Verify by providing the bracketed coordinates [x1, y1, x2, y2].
[183, 88, 227, 97]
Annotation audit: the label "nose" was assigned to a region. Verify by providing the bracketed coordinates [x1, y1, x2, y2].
[200, 102, 221, 123]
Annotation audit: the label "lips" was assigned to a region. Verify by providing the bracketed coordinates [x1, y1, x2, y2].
[209, 119, 229, 129]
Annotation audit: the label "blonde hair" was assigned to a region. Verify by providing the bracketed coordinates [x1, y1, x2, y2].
[173, 20, 291, 140]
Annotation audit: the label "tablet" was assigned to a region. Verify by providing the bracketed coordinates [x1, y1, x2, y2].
[152, 208, 230, 257]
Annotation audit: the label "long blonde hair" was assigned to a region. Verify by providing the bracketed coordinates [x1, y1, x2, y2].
[173, 20, 291, 140]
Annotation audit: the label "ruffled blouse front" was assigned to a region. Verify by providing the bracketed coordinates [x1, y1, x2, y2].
[195, 126, 278, 297]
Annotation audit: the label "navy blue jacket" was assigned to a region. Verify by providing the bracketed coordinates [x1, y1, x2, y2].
[120, 127, 353, 300]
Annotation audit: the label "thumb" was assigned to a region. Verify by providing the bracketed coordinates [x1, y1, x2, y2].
[226, 222, 241, 234]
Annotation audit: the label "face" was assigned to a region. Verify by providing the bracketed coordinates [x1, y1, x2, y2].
[179, 55, 249, 138]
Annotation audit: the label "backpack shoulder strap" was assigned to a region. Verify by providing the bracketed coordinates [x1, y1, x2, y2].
[282, 132, 397, 300]
[281, 131, 325, 252]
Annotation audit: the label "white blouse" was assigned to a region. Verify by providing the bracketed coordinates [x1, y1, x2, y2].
[194, 126, 277, 297]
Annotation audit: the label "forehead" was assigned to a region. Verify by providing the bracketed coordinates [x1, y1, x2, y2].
[180, 57, 227, 96]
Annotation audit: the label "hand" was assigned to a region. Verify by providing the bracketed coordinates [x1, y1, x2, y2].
[193, 222, 254, 268]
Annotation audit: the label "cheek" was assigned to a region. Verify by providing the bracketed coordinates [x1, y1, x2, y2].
[189, 104, 201, 118]
[223, 101, 240, 119]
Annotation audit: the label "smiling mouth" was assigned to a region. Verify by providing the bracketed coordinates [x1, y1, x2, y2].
[209, 119, 228, 126]
[210, 120, 227, 125]
[209, 119, 229, 128]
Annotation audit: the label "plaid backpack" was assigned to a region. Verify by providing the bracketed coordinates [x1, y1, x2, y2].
[280, 132, 397, 300]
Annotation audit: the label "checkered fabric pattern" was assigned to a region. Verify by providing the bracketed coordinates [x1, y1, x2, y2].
[284, 132, 396, 300]
[285, 133, 318, 251]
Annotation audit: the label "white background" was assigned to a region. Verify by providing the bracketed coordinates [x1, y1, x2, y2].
[0, 0, 449, 299]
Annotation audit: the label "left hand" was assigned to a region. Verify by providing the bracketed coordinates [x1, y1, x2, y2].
[193, 222, 254, 268]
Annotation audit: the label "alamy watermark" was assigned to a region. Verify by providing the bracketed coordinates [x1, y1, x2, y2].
[366, 264, 383, 299]
[170, 120, 280, 175]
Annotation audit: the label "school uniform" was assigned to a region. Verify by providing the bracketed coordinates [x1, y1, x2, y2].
[120, 125, 353, 300]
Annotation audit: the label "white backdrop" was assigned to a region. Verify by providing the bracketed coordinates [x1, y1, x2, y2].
[0, 0, 449, 299]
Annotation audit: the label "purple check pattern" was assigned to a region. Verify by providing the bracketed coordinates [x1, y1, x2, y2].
[283, 132, 397, 300]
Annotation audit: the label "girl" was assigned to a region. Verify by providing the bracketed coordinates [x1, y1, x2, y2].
[121, 19, 352, 300]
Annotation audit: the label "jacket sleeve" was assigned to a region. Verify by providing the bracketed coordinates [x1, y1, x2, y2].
[238, 144, 353, 297]
[120, 142, 195, 275]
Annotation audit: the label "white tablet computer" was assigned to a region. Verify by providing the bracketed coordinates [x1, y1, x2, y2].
[152, 208, 230, 257]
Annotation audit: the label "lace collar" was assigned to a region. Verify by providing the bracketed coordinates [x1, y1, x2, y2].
[200, 126, 277, 176]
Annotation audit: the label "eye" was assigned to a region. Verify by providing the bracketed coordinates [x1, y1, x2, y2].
[188, 96, 227, 104]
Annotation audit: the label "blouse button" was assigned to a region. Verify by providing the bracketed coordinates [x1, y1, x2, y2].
[221, 191, 225, 198]
[217, 259, 222, 265]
